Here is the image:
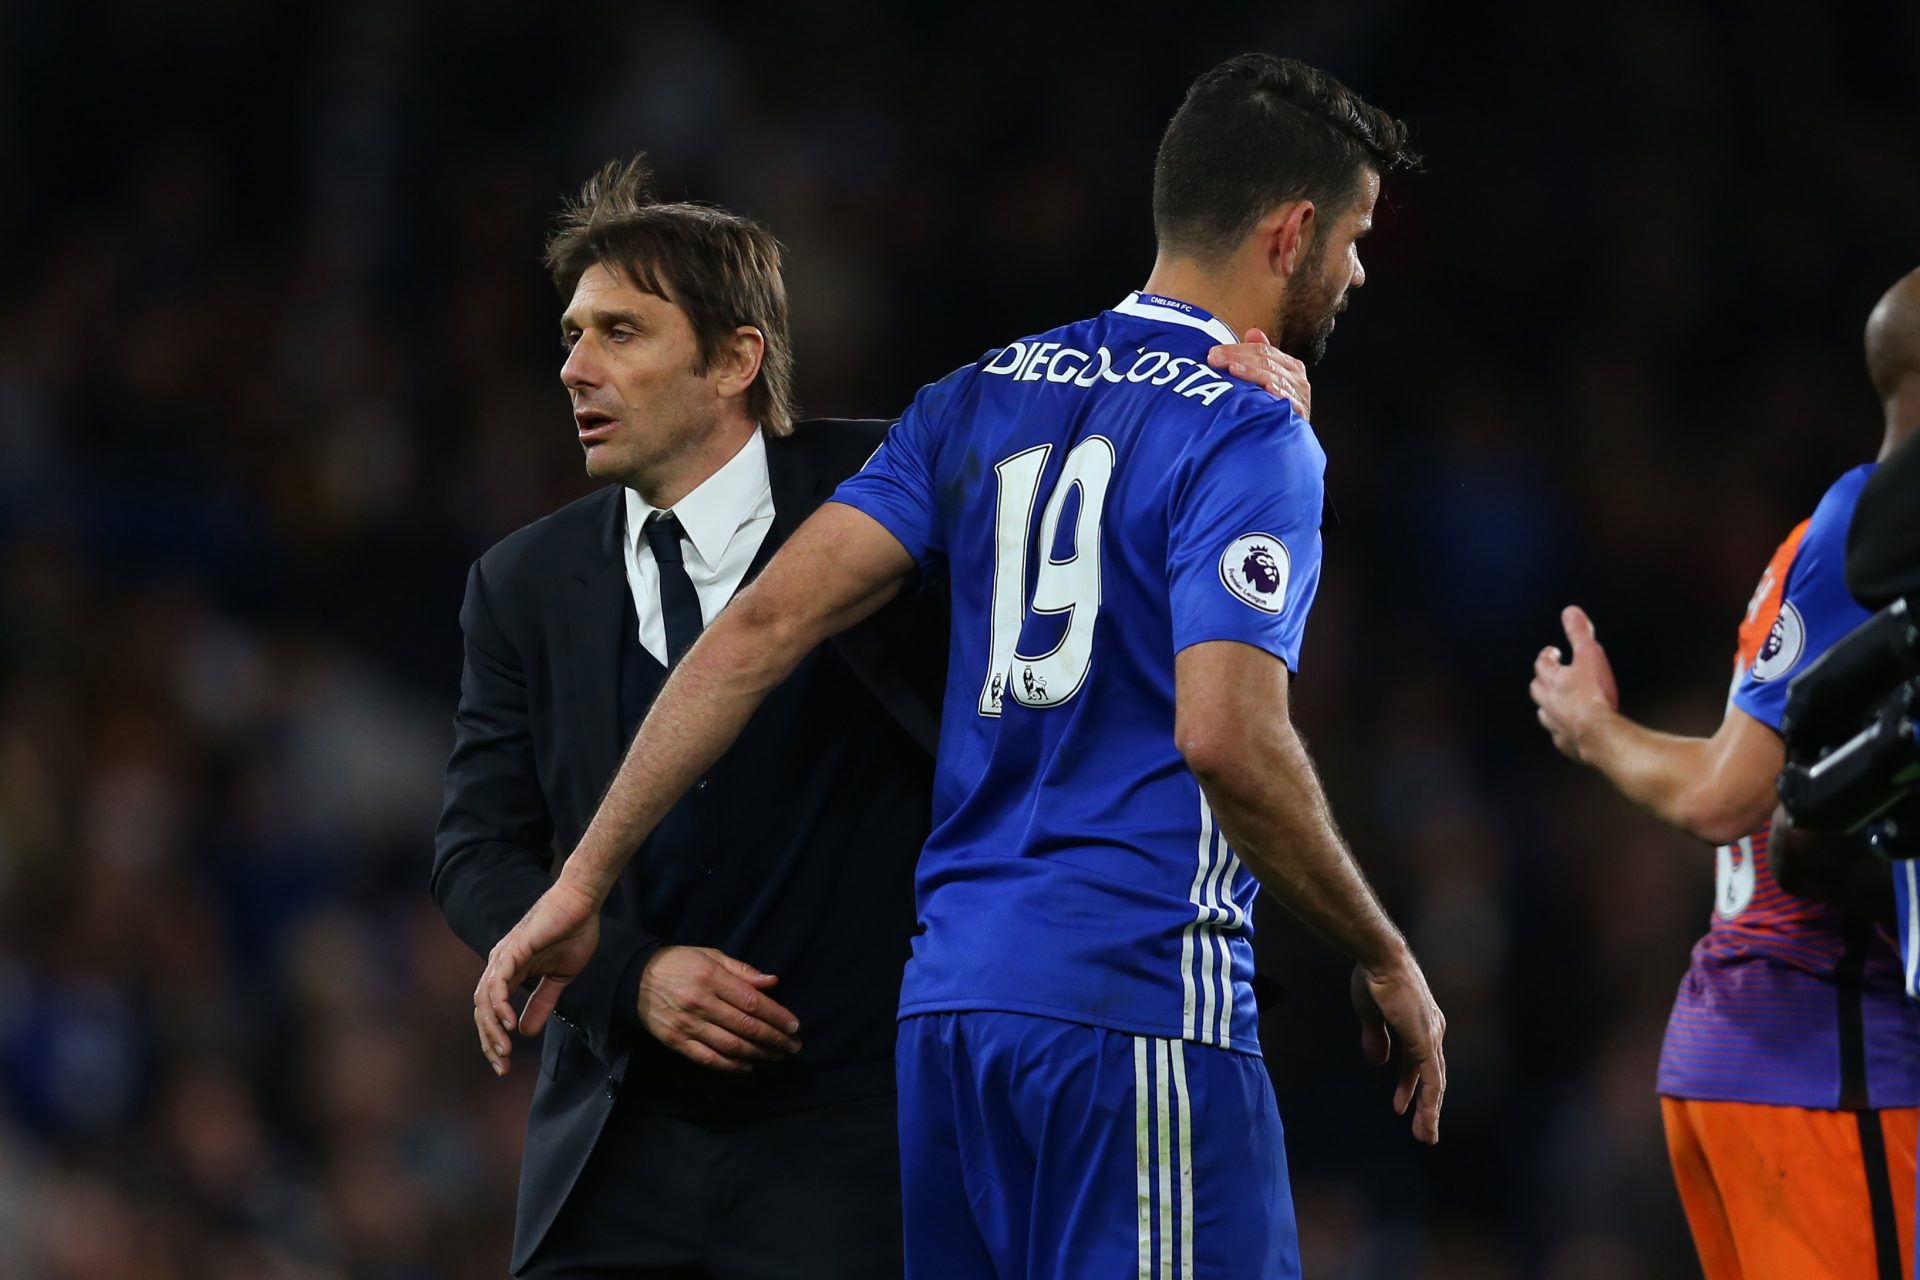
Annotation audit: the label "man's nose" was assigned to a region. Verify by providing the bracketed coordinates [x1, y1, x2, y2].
[561, 339, 600, 390]
[1350, 254, 1366, 289]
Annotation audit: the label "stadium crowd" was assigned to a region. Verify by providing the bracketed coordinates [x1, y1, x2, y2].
[2, 1, 1917, 1276]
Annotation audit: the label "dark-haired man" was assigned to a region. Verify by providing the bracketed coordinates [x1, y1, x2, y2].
[481, 56, 1443, 1276]
[433, 156, 938, 1279]
[439, 156, 1303, 1278]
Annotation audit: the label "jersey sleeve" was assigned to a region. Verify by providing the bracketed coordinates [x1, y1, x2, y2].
[1166, 402, 1326, 671]
[1732, 467, 1875, 730]
[827, 366, 970, 578]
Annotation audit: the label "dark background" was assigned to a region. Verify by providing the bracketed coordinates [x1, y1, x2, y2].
[2, 1, 1917, 1276]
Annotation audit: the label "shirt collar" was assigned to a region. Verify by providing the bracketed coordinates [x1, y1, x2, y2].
[625, 428, 772, 568]
[1112, 291, 1239, 346]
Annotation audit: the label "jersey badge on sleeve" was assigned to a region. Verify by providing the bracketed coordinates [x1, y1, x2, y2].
[1219, 534, 1291, 613]
[1750, 601, 1806, 681]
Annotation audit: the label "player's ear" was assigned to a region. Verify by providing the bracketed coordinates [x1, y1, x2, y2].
[1270, 201, 1316, 281]
[712, 325, 766, 402]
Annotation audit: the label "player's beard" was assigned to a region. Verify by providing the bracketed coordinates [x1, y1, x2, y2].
[1273, 240, 1347, 365]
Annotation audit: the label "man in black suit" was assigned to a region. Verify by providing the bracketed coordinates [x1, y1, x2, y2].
[432, 156, 944, 1278]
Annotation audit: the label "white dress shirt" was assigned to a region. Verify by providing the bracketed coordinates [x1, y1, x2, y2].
[623, 429, 776, 667]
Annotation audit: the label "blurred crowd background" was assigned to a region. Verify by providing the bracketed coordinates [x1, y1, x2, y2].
[2, 1, 1918, 1276]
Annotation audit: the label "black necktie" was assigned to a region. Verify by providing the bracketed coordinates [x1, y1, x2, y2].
[644, 511, 704, 666]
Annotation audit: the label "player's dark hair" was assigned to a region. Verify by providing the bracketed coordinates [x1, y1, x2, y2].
[546, 155, 796, 436]
[1152, 54, 1418, 259]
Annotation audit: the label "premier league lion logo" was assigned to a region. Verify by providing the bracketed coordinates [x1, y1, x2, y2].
[1219, 533, 1291, 613]
[1242, 544, 1283, 595]
[1758, 619, 1785, 664]
[1750, 601, 1806, 682]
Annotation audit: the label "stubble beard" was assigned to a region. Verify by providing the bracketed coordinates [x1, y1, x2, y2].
[586, 396, 729, 500]
[1274, 246, 1345, 366]
[583, 435, 636, 485]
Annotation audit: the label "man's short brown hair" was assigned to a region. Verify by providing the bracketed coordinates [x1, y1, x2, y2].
[545, 155, 796, 436]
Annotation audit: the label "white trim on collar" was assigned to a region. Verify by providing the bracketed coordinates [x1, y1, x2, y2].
[1112, 292, 1239, 346]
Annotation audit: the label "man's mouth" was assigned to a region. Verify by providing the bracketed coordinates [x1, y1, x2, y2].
[575, 408, 618, 442]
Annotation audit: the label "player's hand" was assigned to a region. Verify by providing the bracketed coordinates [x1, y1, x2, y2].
[473, 878, 601, 1076]
[1207, 328, 1311, 419]
[637, 946, 802, 1073]
[1351, 958, 1446, 1144]
[1530, 605, 1621, 763]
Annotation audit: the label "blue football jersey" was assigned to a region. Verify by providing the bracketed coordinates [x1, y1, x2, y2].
[831, 292, 1326, 1053]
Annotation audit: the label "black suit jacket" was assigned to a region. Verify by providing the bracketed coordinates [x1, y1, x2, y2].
[432, 420, 944, 1270]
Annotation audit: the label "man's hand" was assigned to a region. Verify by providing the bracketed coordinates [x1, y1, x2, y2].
[1207, 328, 1311, 419]
[473, 877, 601, 1076]
[1530, 605, 1621, 762]
[637, 946, 802, 1073]
[1350, 958, 1447, 1144]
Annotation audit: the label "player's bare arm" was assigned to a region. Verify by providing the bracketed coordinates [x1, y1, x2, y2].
[472, 503, 916, 1071]
[1530, 605, 1783, 844]
[1175, 639, 1447, 1144]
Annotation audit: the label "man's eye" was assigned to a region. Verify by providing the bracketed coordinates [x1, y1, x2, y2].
[609, 327, 637, 343]
[561, 332, 580, 350]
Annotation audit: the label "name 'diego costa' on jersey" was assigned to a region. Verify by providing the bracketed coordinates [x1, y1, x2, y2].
[981, 341, 1236, 405]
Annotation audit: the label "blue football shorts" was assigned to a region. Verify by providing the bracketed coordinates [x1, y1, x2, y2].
[895, 1009, 1299, 1279]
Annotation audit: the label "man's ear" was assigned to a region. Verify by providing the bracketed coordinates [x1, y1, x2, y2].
[712, 325, 767, 401]
[1261, 201, 1317, 280]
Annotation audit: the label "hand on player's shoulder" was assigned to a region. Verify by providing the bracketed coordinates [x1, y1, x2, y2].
[1206, 327, 1311, 420]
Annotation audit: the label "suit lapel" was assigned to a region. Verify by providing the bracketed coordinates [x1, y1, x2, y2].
[752, 433, 825, 577]
[563, 489, 633, 792]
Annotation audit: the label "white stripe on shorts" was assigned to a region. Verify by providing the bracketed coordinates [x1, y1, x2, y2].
[1135, 1036, 1195, 1277]
[1135, 1037, 1152, 1278]
[1156, 1039, 1174, 1279]
[1170, 1039, 1194, 1277]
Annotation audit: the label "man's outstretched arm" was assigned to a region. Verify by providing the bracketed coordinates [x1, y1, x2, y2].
[1531, 605, 1782, 845]
[473, 502, 916, 1069]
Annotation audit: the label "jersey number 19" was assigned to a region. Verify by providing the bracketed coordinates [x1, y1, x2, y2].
[979, 436, 1116, 716]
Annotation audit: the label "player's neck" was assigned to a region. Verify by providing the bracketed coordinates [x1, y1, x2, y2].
[1880, 380, 1919, 462]
[1138, 257, 1271, 342]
